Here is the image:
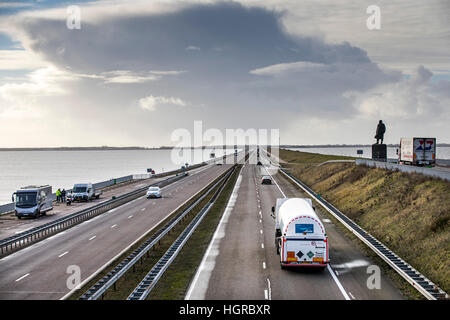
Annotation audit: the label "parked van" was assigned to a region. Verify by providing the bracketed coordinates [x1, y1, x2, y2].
[273, 198, 328, 268]
[71, 183, 102, 202]
[12, 185, 53, 219]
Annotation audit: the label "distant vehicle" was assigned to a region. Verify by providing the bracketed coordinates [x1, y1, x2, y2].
[146, 186, 162, 198]
[261, 176, 272, 184]
[12, 185, 53, 219]
[398, 138, 436, 166]
[257, 161, 262, 166]
[216, 161, 223, 165]
[273, 198, 328, 268]
[71, 183, 102, 202]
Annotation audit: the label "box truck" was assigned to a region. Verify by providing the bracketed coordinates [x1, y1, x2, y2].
[12, 185, 53, 219]
[273, 198, 328, 268]
[399, 138, 436, 166]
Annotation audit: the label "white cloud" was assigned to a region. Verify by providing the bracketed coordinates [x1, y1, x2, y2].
[346, 66, 450, 121]
[185, 46, 201, 51]
[139, 95, 187, 111]
[0, 49, 47, 70]
[250, 61, 328, 76]
[100, 70, 160, 84]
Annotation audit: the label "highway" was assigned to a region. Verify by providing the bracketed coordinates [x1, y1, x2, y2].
[0, 160, 235, 300]
[0, 175, 171, 240]
[187, 151, 405, 300]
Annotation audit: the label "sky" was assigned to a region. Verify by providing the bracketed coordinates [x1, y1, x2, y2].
[0, 0, 449, 147]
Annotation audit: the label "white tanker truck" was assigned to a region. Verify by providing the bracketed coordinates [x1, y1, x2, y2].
[273, 198, 329, 268]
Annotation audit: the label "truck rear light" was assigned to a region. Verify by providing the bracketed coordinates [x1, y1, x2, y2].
[287, 251, 295, 258]
[433, 153, 435, 159]
[413, 153, 417, 159]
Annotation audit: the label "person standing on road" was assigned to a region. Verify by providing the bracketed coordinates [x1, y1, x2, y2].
[56, 188, 61, 203]
[61, 189, 66, 203]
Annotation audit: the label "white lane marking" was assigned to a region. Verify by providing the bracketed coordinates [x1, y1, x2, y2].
[261, 243, 264, 249]
[128, 215, 133, 219]
[263, 262, 266, 269]
[323, 218, 332, 223]
[264, 290, 268, 300]
[110, 224, 117, 229]
[348, 291, 356, 300]
[327, 265, 351, 300]
[15, 273, 30, 282]
[141, 208, 146, 211]
[58, 251, 69, 258]
[108, 208, 118, 213]
[267, 278, 272, 300]
[260, 229, 263, 234]
[88, 235, 96, 241]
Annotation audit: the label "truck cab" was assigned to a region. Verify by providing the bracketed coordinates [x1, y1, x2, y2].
[274, 198, 328, 269]
[12, 185, 53, 219]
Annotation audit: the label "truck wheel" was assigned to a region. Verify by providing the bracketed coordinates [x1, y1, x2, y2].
[18, 216, 22, 220]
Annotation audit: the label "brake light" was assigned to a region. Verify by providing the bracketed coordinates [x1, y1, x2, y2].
[413, 153, 417, 159]
[433, 153, 435, 160]
[287, 251, 295, 258]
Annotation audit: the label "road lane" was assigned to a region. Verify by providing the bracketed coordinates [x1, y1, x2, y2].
[0, 162, 234, 300]
[187, 150, 404, 300]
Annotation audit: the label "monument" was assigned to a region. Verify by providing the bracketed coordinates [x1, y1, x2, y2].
[372, 120, 387, 162]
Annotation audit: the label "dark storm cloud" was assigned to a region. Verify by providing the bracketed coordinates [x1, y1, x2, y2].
[19, 1, 372, 80]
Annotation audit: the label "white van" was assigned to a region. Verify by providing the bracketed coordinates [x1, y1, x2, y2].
[274, 198, 329, 268]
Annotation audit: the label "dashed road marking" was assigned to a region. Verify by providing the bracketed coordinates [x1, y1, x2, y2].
[15, 273, 30, 282]
[58, 251, 69, 258]
[89, 235, 96, 241]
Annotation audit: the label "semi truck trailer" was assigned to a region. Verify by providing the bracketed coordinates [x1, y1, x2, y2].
[274, 198, 328, 268]
[398, 138, 436, 166]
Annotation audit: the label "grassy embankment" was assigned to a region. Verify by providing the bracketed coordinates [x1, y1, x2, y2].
[278, 148, 450, 297]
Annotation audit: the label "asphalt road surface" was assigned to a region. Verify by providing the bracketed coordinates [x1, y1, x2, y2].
[0, 162, 234, 300]
[187, 151, 405, 300]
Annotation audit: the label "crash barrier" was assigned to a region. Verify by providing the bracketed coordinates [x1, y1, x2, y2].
[0, 174, 187, 257]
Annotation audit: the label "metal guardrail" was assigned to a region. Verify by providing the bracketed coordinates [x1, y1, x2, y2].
[0, 174, 187, 257]
[127, 165, 236, 300]
[279, 168, 448, 300]
[79, 165, 235, 300]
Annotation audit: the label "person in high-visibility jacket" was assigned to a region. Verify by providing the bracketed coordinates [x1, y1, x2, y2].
[56, 189, 61, 203]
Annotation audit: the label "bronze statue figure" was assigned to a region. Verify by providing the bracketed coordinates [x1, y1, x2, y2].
[375, 120, 386, 144]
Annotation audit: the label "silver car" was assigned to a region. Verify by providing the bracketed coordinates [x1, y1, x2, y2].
[146, 186, 162, 198]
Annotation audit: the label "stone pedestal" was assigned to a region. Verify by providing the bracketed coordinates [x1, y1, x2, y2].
[372, 144, 387, 162]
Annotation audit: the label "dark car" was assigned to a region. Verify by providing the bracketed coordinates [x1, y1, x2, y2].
[261, 176, 272, 184]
